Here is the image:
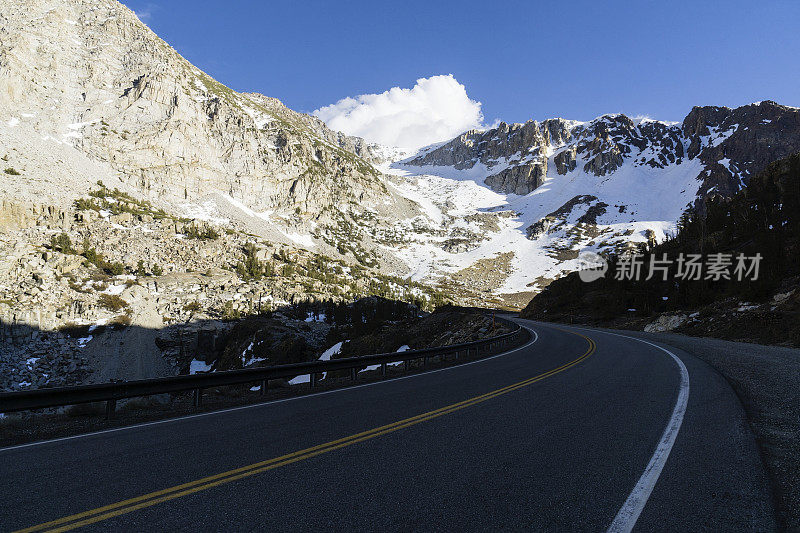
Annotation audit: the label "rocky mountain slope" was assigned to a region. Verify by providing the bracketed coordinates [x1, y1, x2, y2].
[3, 0, 800, 395]
[4, 0, 799, 311]
[521, 151, 800, 344]
[390, 101, 800, 303]
[409, 102, 800, 198]
[0, 0, 420, 265]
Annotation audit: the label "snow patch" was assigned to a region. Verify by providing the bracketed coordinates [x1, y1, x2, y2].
[189, 359, 213, 374]
[288, 341, 344, 384]
[77, 335, 93, 348]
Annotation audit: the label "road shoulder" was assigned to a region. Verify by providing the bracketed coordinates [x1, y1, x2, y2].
[600, 328, 795, 531]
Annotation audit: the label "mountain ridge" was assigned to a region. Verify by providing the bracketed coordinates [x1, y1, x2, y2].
[3, 0, 800, 311]
[406, 101, 800, 201]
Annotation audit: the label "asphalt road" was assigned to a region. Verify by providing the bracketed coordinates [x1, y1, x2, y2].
[0, 319, 777, 532]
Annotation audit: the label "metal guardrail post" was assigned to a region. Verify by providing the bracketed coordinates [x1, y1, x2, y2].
[105, 399, 116, 419]
[193, 388, 202, 407]
[260, 379, 267, 396]
[310, 373, 317, 388]
[350, 368, 356, 381]
[380, 363, 387, 378]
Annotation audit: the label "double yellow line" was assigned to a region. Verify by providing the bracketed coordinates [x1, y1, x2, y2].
[18, 331, 595, 533]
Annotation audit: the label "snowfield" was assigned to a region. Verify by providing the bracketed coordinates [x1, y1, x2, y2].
[173, 119, 707, 300]
[377, 144, 704, 295]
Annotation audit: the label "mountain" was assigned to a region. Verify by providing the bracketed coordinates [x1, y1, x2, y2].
[0, 0, 417, 262]
[2, 0, 800, 394]
[391, 102, 800, 305]
[2, 0, 800, 321]
[408, 102, 800, 199]
[520, 151, 800, 346]
[0, 0, 458, 391]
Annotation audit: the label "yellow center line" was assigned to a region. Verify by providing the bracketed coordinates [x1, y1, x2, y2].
[17, 331, 595, 533]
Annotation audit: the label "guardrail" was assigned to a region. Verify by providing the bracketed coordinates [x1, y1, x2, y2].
[0, 317, 528, 418]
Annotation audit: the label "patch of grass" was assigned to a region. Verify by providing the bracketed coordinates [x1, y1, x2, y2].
[57, 322, 91, 338]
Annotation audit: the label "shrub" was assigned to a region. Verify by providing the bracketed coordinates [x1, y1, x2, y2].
[222, 301, 241, 320]
[89, 270, 110, 282]
[4, 167, 21, 175]
[152, 264, 164, 276]
[235, 242, 265, 280]
[50, 233, 74, 254]
[83, 246, 100, 264]
[82, 245, 125, 275]
[107, 262, 125, 276]
[185, 223, 220, 240]
[68, 280, 92, 293]
[80, 183, 173, 220]
[184, 301, 201, 312]
[109, 313, 132, 328]
[98, 294, 128, 311]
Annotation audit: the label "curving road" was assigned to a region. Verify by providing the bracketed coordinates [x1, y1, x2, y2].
[0, 318, 776, 531]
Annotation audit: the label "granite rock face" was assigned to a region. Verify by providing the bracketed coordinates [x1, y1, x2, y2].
[407, 102, 800, 199]
[683, 101, 800, 197]
[0, 0, 400, 219]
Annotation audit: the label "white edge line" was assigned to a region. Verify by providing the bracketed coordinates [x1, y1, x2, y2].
[0, 328, 539, 453]
[540, 321, 690, 533]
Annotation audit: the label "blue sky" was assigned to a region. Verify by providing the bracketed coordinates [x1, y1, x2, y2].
[122, 0, 799, 127]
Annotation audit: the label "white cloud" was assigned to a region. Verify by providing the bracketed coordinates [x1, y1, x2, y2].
[313, 74, 485, 152]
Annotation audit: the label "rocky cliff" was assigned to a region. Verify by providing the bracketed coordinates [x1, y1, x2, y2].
[0, 0, 416, 250]
[389, 101, 800, 306]
[407, 102, 800, 200]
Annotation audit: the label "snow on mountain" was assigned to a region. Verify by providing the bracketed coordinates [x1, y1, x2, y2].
[2, 0, 800, 310]
[381, 153, 703, 302]
[378, 102, 800, 306]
